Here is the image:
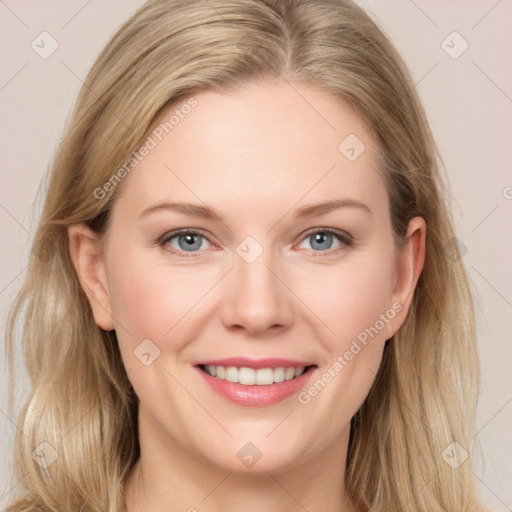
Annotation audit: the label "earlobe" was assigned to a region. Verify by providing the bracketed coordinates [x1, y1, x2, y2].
[67, 223, 115, 331]
[387, 217, 426, 338]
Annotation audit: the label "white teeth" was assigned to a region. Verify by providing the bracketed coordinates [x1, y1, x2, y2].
[256, 368, 274, 385]
[206, 364, 217, 377]
[203, 365, 307, 385]
[225, 366, 238, 383]
[284, 367, 296, 381]
[238, 367, 256, 385]
[273, 367, 285, 383]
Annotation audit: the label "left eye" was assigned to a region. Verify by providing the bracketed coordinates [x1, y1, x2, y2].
[159, 228, 352, 257]
[297, 229, 349, 252]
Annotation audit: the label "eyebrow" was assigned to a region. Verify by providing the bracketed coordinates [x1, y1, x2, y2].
[294, 199, 372, 218]
[138, 198, 372, 221]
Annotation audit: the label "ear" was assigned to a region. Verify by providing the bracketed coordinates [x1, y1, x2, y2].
[386, 216, 426, 339]
[67, 223, 115, 331]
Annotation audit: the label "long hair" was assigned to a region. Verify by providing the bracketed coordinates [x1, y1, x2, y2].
[6, 0, 483, 510]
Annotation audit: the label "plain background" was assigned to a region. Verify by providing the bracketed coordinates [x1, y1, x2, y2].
[0, 0, 510, 509]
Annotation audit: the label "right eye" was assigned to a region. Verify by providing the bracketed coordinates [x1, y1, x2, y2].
[159, 229, 214, 257]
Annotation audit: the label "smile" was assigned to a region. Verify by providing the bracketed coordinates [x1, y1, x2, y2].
[200, 364, 311, 386]
[194, 358, 317, 407]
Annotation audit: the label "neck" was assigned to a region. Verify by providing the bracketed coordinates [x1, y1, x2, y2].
[125, 407, 361, 512]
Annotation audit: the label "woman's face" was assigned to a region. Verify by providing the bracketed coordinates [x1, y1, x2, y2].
[72, 79, 424, 474]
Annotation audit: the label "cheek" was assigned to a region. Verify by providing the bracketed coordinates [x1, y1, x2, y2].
[294, 252, 396, 421]
[108, 266, 169, 339]
[106, 247, 212, 341]
[107, 237, 396, 355]
[105, 250, 211, 405]
[296, 250, 396, 350]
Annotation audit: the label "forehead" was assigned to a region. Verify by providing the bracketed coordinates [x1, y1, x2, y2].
[114, 79, 387, 219]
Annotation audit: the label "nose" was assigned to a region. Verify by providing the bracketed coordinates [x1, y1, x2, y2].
[219, 248, 295, 337]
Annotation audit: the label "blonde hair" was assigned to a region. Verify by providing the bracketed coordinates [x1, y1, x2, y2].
[6, 0, 484, 510]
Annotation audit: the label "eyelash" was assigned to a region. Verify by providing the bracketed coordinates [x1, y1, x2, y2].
[158, 228, 354, 258]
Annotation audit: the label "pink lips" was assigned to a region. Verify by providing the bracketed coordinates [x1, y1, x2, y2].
[194, 357, 316, 407]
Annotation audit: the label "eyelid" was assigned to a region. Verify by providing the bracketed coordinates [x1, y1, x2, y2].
[158, 228, 216, 257]
[158, 227, 354, 257]
[158, 227, 211, 245]
[299, 227, 353, 245]
[294, 227, 354, 256]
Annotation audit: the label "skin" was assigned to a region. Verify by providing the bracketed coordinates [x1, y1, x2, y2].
[68, 79, 426, 512]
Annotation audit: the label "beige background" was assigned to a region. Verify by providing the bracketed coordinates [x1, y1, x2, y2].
[0, 0, 510, 509]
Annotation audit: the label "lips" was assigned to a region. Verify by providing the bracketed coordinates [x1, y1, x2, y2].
[194, 357, 317, 407]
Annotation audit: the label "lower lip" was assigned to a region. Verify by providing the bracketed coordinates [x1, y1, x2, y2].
[195, 367, 316, 407]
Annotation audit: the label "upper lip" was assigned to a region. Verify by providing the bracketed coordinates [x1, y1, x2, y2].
[194, 357, 316, 369]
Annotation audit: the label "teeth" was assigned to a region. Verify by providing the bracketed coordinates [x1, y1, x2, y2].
[273, 367, 285, 383]
[285, 367, 295, 380]
[225, 366, 238, 383]
[203, 365, 307, 385]
[256, 368, 274, 385]
[239, 367, 256, 385]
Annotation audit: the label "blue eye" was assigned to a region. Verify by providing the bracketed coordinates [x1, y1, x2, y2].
[160, 230, 211, 256]
[298, 229, 352, 253]
[159, 228, 352, 257]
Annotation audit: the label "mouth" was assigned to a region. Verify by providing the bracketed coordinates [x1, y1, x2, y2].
[194, 358, 318, 407]
[198, 364, 316, 386]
